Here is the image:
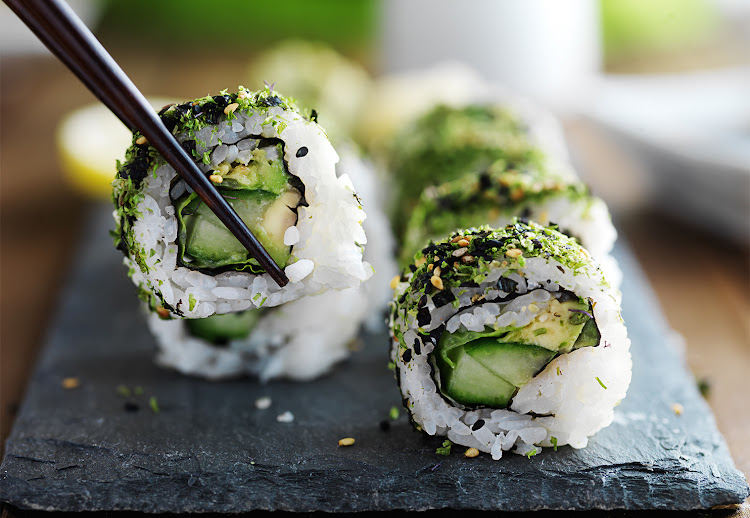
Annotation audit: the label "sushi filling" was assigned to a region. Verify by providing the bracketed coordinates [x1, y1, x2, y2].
[185, 308, 267, 345]
[172, 138, 303, 273]
[432, 289, 600, 409]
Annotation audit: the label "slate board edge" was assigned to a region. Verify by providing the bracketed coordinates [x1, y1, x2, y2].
[0, 462, 745, 513]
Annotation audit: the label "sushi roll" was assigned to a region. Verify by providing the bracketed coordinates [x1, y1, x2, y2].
[389, 220, 631, 458]
[144, 143, 398, 381]
[385, 102, 566, 236]
[111, 87, 371, 320]
[401, 158, 622, 289]
[247, 39, 372, 141]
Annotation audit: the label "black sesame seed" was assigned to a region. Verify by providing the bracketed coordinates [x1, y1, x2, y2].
[432, 289, 456, 308]
[212, 94, 232, 108]
[472, 419, 485, 431]
[296, 147, 308, 158]
[413, 340, 422, 356]
[557, 266, 565, 274]
[202, 102, 224, 124]
[417, 306, 431, 328]
[402, 348, 412, 363]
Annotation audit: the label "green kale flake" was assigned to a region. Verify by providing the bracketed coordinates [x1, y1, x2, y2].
[436, 440, 453, 456]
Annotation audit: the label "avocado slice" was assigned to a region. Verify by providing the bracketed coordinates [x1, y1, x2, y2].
[436, 346, 517, 408]
[186, 309, 264, 343]
[465, 339, 556, 387]
[502, 299, 591, 353]
[220, 144, 289, 194]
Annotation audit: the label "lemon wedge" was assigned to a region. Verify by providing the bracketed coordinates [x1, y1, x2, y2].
[56, 98, 174, 199]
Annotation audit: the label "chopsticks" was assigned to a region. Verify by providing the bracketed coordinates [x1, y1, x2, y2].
[6, 0, 289, 288]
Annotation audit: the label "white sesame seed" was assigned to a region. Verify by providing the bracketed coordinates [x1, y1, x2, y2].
[276, 411, 294, 423]
[255, 396, 272, 409]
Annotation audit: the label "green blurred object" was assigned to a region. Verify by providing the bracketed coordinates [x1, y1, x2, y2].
[97, 0, 376, 50]
[247, 40, 372, 140]
[601, 0, 720, 62]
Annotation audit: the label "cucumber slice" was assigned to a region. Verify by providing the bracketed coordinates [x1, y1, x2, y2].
[438, 346, 517, 408]
[465, 339, 556, 387]
[186, 309, 264, 343]
[177, 189, 295, 270]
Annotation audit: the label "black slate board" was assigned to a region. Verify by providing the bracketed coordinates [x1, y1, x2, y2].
[1, 203, 747, 513]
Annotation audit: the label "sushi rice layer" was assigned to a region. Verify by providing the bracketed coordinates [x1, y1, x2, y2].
[390, 221, 631, 458]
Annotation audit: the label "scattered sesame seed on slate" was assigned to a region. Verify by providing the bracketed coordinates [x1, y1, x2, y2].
[255, 396, 272, 409]
[276, 411, 294, 423]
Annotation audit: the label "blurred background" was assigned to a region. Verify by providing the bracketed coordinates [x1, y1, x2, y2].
[1, 0, 748, 486]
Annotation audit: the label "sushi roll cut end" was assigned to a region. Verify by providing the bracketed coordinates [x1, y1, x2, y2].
[390, 220, 631, 459]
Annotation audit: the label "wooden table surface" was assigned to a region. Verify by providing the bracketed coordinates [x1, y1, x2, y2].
[1, 53, 748, 514]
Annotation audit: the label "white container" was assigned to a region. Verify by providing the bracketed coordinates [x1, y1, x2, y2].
[381, 0, 602, 111]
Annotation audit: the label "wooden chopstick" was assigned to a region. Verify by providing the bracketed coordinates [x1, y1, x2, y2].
[6, 0, 289, 288]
